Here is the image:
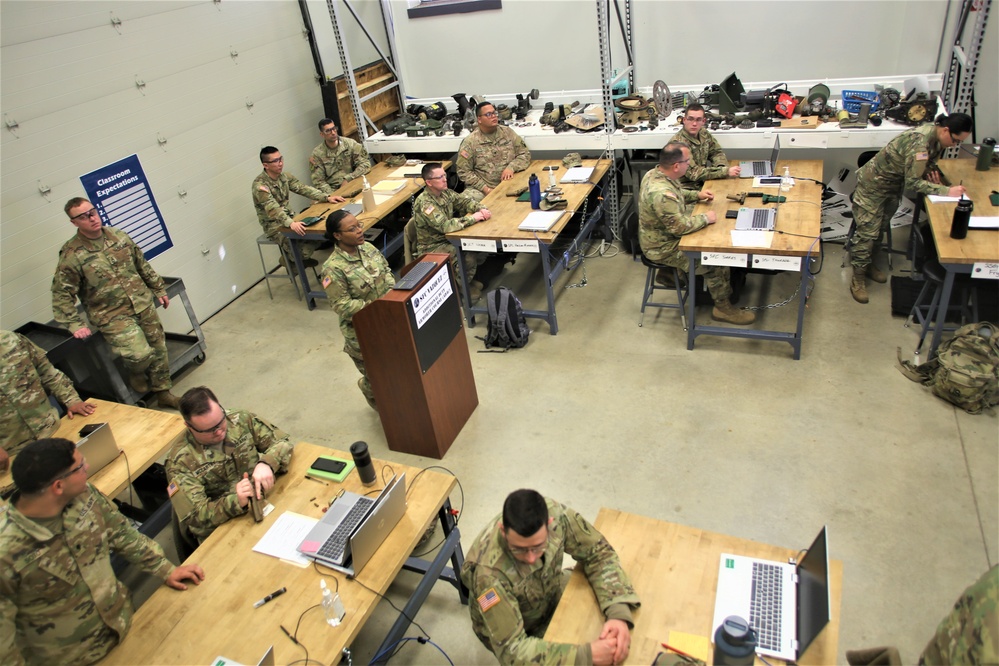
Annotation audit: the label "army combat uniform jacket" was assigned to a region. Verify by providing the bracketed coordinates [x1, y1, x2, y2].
[320, 244, 395, 359]
[251, 170, 329, 237]
[456, 125, 531, 194]
[671, 127, 730, 187]
[920, 565, 998, 665]
[460, 498, 639, 665]
[412, 189, 485, 256]
[638, 168, 710, 270]
[309, 138, 371, 194]
[0, 484, 174, 665]
[854, 123, 950, 202]
[51, 227, 166, 333]
[0, 331, 82, 456]
[165, 410, 293, 542]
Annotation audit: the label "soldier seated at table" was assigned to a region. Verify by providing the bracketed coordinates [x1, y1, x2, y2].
[461, 489, 640, 665]
[413, 162, 492, 301]
[456, 102, 531, 202]
[165, 386, 294, 543]
[309, 118, 371, 194]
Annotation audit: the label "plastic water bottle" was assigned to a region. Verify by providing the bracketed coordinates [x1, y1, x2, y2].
[529, 174, 541, 209]
[361, 175, 375, 213]
[782, 165, 793, 187]
[547, 168, 556, 189]
[320, 580, 343, 627]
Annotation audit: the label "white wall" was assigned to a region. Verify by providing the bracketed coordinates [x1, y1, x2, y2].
[387, 0, 996, 137]
[305, 0, 390, 80]
[0, 0, 327, 331]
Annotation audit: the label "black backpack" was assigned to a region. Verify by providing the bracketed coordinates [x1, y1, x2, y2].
[481, 287, 529, 351]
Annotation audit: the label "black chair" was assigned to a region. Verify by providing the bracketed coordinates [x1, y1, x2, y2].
[171, 507, 199, 562]
[904, 223, 979, 355]
[638, 252, 688, 330]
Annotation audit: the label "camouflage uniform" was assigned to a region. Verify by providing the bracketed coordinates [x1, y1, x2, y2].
[51, 227, 173, 392]
[0, 331, 82, 457]
[251, 170, 326, 260]
[456, 125, 531, 202]
[638, 167, 732, 301]
[671, 126, 731, 188]
[0, 483, 174, 665]
[851, 124, 949, 270]
[412, 188, 484, 281]
[309, 138, 371, 194]
[920, 565, 998, 665]
[460, 498, 640, 665]
[165, 409, 293, 542]
[320, 244, 395, 408]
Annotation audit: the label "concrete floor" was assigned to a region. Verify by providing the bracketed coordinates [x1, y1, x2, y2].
[133, 238, 997, 665]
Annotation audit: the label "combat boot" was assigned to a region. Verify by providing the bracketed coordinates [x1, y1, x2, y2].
[155, 391, 181, 409]
[850, 268, 869, 304]
[866, 263, 888, 284]
[469, 280, 484, 302]
[128, 371, 149, 394]
[655, 268, 675, 288]
[711, 299, 755, 325]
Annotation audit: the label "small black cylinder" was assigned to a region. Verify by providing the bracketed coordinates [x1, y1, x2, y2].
[950, 196, 973, 240]
[713, 616, 757, 666]
[350, 441, 376, 486]
[977, 137, 995, 171]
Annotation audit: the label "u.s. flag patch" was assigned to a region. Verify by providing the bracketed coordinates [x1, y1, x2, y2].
[167, 481, 179, 498]
[477, 587, 500, 612]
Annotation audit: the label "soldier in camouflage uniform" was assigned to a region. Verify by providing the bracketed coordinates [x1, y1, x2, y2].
[51, 198, 181, 408]
[413, 162, 491, 301]
[310, 118, 372, 194]
[456, 102, 532, 202]
[0, 330, 95, 465]
[461, 489, 640, 665]
[671, 103, 741, 188]
[320, 211, 396, 410]
[849, 113, 970, 303]
[639, 143, 755, 325]
[0, 438, 204, 665]
[920, 565, 997, 665]
[252, 146, 344, 264]
[165, 386, 293, 543]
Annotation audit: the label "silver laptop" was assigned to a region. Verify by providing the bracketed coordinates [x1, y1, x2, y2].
[298, 473, 407, 576]
[342, 202, 363, 216]
[711, 526, 831, 662]
[734, 207, 777, 231]
[740, 136, 780, 177]
[76, 423, 121, 477]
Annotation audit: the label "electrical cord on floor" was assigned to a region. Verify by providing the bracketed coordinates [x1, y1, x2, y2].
[409, 466, 464, 558]
[368, 636, 454, 666]
[346, 574, 430, 640]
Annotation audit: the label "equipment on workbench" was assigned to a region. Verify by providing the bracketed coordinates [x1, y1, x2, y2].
[727, 192, 786, 204]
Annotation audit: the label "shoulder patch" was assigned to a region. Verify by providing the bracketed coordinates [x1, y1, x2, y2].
[167, 481, 179, 497]
[322, 274, 332, 289]
[423, 205, 435, 215]
[258, 185, 270, 193]
[915, 152, 928, 161]
[663, 191, 679, 201]
[460, 150, 470, 159]
[477, 587, 501, 612]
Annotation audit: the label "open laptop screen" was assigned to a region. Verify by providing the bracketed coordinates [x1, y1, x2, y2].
[795, 526, 830, 657]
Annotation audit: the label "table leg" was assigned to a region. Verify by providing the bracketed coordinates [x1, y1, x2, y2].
[686, 253, 697, 350]
[288, 238, 315, 311]
[792, 263, 809, 360]
[928, 267, 957, 360]
[538, 245, 559, 335]
[450, 239, 476, 328]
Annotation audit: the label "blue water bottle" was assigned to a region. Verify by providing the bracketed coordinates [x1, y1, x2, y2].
[529, 173, 541, 209]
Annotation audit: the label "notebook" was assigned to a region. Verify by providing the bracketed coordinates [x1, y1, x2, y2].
[519, 211, 564, 232]
[76, 423, 122, 477]
[711, 526, 831, 662]
[297, 473, 407, 576]
[968, 217, 999, 230]
[740, 136, 780, 178]
[560, 166, 594, 184]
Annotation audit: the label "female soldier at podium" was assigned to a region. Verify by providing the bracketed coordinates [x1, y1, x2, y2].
[320, 210, 395, 409]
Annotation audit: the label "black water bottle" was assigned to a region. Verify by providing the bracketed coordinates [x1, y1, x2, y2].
[350, 441, 377, 486]
[977, 137, 995, 171]
[713, 616, 757, 666]
[950, 195, 973, 239]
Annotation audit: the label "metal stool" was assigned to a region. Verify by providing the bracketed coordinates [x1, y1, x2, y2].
[256, 234, 301, 300]
[639, 253, 688, 330]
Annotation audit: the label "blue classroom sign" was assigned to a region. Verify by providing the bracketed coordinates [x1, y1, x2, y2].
[79, 154, 172, 260]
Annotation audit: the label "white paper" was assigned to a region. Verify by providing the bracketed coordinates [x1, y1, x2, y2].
[560, 166, 594, 183]
[968, 216, 999, 229]
[730, 230, 775, 248]
[252, 511, 318, 567]
[460, 238, 498, 252]
[388, 165, 423, 179]
[972, 262, 999, 279]
[701, 252, 748, 267]
[753, 255, 802, 271]
[501, 239, 540, 253]
[518, 211, 564, 231]
[928, 195, 962, 203]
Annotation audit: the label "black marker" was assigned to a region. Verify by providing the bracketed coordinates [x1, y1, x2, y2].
[253, 586, 286, 608]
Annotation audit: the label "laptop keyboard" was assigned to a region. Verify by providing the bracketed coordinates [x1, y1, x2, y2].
[316, 497, 375, 563]
[749, 561, 785, 651]
[752, 161, 768, 176]
[750, 209, 772, 230]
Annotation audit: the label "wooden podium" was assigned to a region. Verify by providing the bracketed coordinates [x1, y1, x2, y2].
[354, 253, 478, 458]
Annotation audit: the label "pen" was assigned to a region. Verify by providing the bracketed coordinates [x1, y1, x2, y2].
[252, 586, 286, 608]
[305, 476, 328, 485]
[661, 643, 697, 660]
[280, 625, 298, 644]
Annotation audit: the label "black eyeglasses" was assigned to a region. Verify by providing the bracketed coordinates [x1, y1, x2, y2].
[54, 456, 88, 482]
[480, 111, 498, 118]
[263, 156, 284, 164]
[70, 208, 99, 222]
[321, 127, 338, 135]
[427, 174, 448, 181]
[187, 409, 228, 434]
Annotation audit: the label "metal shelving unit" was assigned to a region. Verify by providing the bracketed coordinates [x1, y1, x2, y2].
[941, 0, 991, 149]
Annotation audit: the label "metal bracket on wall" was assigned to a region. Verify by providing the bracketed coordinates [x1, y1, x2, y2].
[229, 47, 238, 63]
[38, 180, 51, 201]
[135, 77, 146, 95]
[4, 114, 19, 136]
[245, 98, 254, 112]
[110, 12, 122, 33]
[157, 133, 168, 149]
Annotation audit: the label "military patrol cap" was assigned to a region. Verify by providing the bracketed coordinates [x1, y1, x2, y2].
[562, 153, 583, 168]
